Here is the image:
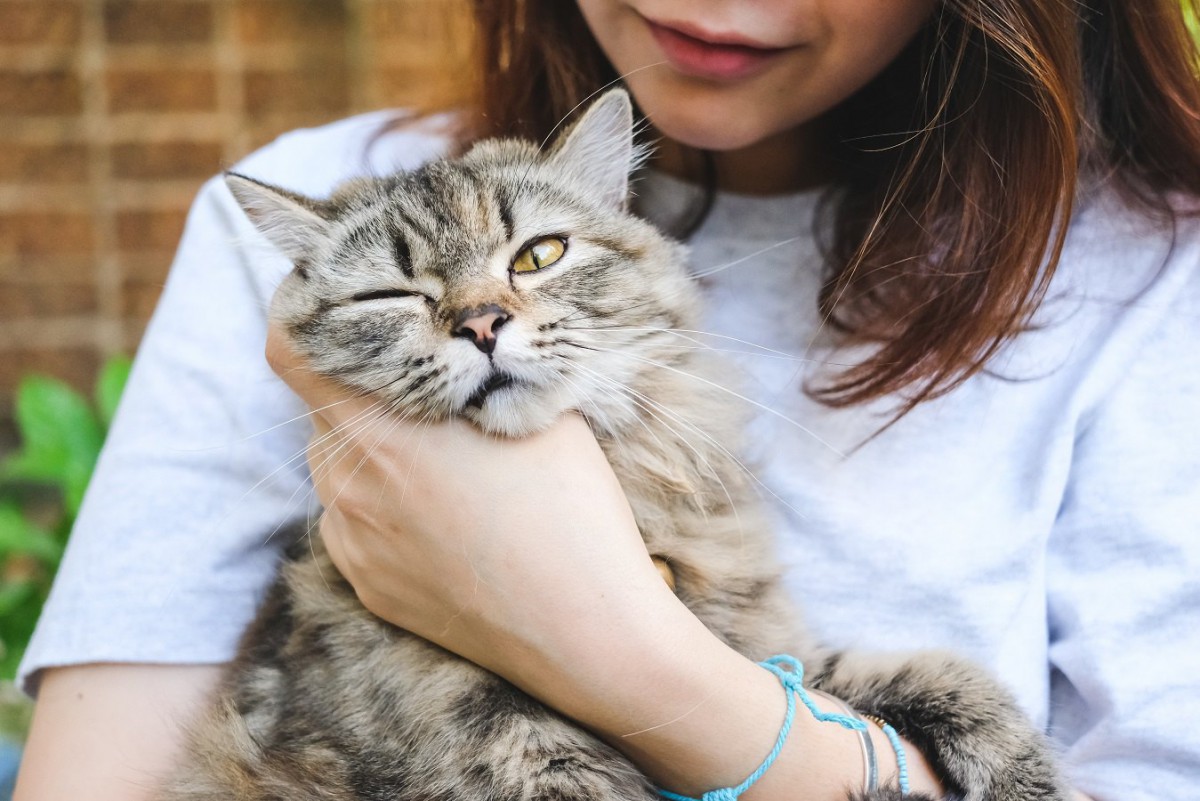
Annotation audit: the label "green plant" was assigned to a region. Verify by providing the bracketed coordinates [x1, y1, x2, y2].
[0, 357, 132, 685]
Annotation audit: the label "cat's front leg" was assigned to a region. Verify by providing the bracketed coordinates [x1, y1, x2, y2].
[809, 650, 1069, 801]
[421, 676, 657, 801]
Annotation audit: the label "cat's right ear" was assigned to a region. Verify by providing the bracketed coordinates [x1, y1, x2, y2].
[224, 173, 333, 263]
[549, 88, 644, 209]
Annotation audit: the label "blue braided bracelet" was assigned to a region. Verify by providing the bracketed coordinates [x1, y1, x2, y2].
[864, 715, 911, 795]
[654, 655, 867, 801]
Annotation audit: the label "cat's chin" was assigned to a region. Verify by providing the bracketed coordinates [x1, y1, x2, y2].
[459, 386, 564, 438]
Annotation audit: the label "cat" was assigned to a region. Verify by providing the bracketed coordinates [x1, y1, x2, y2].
[156, 89, 1067, 801]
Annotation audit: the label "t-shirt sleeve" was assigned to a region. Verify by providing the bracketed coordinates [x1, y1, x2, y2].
[16, 174, 313, 696]
[1045, 256, 1200, 800]
[15, 112, 448, 697]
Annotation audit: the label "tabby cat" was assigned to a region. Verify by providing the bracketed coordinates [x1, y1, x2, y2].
[157, 90, 1067, 801]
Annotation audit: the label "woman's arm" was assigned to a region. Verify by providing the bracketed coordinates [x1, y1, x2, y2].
[276, 333, 942, 800]
[13, 664, 222, 801]
[12, 123, 455, 800]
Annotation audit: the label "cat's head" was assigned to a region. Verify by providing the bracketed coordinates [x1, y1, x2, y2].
[227, 89, 700, 437]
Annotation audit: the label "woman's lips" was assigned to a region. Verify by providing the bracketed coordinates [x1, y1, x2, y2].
[644, 17, 792, 82]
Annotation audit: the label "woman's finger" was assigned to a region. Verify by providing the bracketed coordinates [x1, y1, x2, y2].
[267, 322, 385, 432]
[318, 505, 351, 582]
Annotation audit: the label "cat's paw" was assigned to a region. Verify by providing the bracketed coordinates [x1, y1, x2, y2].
[812, 650, 1070, 801]
[849, 790, 938, 801]
[522, 748, 657, 801]
[460, 723, 657, 801]
[420, 680, 656, 801]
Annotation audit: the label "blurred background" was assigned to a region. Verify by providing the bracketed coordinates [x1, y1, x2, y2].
[0, 0, 473, 429]
[0, 0, 474, 783]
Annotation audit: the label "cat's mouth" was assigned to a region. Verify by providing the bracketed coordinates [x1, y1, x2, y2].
[464, 372, 522, 409]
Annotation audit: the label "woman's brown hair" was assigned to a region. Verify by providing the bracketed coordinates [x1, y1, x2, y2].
[428, 1, 1200, 411]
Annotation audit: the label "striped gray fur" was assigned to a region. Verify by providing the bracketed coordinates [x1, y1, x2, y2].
[156, 90, 1067, 801]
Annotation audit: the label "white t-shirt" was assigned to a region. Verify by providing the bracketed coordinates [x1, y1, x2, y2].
[19, 112, 1200, 801]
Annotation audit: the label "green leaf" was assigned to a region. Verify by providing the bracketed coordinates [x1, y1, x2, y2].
[0, 579, 41, 682]
[0, 581, 37, 620]
[0, 448, 62, 486]
[95, 356, 133, 429]
[0, 643, 28, 685]
[0, 502, 62, 566]
[1, 376, 105, 496]
[62, 461, 93, 518]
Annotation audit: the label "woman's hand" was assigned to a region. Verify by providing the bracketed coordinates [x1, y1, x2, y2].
[265, 325, 673, 689]
[265, 324, 944, 801]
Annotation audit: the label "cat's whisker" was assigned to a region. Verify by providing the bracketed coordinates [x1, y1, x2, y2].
[570, 361, 713, 477]
[258, 399, 394, 546]
[570, 362, 741, 535]
[305, 511, 331, 592]
[561, 367, 720, 526]
[370, 406, 437, 514]
[315, 406, 416, 523]
[563, 325, 837, 362]
[592, 341, 833, 364]
[234, 367, 455, 529]
[435, 404, 494, 641]
[565, 327, 857, 367]
[393, 406, 446, 526]
[563, 370, 673, 471]
[157, 400, 390, 612]
[162, 395, 386, 565]
[244, 400, 393, 539]
[406, 408, 499, 639]
[555, 340, 821, 519]
[572, 359, 806, 530]
[549, 302, 660, 328]
[170, 391, 374, 453]
[547, 232, 810, 329]
[569, 343, 846, 458]
[309, 399, 432, 500]
[568, 372, 728, 546]
[798, 240, 928, 365]
[297, 402, 401, 540]
[319, 404, 425, 530]
[299, 403, 429, 591]
[294, 400, 416, 536]
[533, 63, 667, 156]
[618, 682, 725, 739]
[689, 235, 808, 279]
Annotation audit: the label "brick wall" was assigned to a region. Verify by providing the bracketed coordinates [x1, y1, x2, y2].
[0, 0, 473, 423]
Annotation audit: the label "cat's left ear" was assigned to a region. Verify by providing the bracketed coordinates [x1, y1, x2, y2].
[549, 88, 645, 209]
[225, 173, 334, 263]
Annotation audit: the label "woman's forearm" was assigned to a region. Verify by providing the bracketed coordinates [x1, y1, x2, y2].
[493, 574, 941, 801]
[13, 663, 222, 801]
[265, 350, 936, 798]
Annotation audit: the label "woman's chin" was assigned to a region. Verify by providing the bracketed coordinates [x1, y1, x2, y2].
[627, 78, 797, 153]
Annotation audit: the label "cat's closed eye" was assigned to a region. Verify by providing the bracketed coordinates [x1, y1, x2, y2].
[351, 289, 427, 303]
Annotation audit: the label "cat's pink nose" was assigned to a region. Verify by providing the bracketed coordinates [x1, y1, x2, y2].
[453, 305, 510, 355]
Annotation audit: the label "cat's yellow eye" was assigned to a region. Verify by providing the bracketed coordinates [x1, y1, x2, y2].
[512, 237, 566, 273]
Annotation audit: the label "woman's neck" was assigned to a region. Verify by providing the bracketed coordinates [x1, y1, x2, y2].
[652, 121, 837, 195]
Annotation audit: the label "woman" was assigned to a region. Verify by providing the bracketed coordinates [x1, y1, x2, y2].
[14, 1, 1200, 800]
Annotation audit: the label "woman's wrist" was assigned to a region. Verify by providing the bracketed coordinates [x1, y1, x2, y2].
[866, 722, 943, 798]
[497, 581, 878, 801]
